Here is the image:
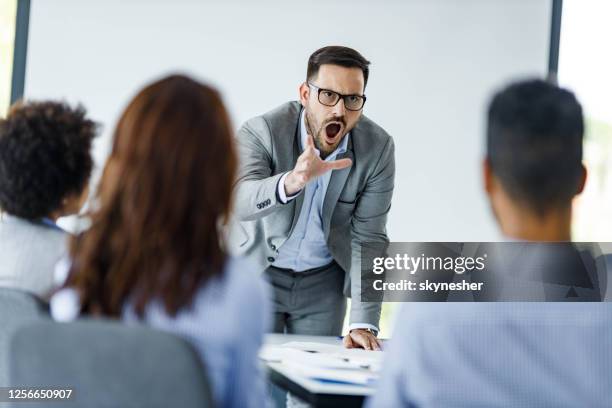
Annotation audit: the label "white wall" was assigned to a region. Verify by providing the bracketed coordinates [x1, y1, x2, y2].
[25, 0, 552, 240]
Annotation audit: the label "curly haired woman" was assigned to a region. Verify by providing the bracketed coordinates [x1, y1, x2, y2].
[0, 101, 96, 298]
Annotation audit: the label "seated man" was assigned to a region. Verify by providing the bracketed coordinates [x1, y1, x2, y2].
[367, 79, 612, 407]
[0, 101, 96, 298]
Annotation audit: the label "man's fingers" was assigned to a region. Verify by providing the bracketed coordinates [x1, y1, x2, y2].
[365, 336, 376, 351]
[354, 332, 372, 350]
[343, 334, 355, 349]
[363, 333, 381, 351]
[325, 158, 352, 171]
[374, 337, 382, 351]
[361, 334, 372, 350]
[370, 335, 382, 351]
[345, 330, 381, 351]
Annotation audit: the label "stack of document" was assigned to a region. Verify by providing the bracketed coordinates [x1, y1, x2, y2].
[260, 341, 384, 386]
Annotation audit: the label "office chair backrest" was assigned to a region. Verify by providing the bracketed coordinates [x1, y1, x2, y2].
[0, 288, 48, 386]
[8, 319, 213, 408]
[602, 253, 612, 301]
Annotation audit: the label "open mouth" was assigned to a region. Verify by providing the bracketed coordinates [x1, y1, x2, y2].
[324, 122, 343, 145]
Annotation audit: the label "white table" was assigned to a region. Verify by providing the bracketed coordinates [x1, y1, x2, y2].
[263, 334, 379, 408]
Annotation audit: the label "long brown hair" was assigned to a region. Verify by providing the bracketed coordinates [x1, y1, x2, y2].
[67, 75, 236, 317]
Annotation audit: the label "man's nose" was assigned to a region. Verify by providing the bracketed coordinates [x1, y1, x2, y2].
[331, 98, 346, 117]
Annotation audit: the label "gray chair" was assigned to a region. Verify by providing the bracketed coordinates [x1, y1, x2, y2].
[602, 253, 612, 301]
[0, 288, 48, 387]
[8, 319, 213, 408]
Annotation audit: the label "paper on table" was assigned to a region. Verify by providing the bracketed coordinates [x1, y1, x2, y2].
[260, 341, 384, 372]
[280, 341, 384, 357]
[259, 344, 290, 363]
[279, 341, 341, 354]
[260, 347, 363, 369]
[280, 341, 383, 370]
[281, 360, 379, 386]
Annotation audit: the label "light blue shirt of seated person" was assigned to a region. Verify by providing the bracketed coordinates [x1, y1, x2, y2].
[367, 302, 612, 407]
[51, 256, 270, 408]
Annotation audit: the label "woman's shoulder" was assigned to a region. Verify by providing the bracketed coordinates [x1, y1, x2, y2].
[0, 214, 67, 250]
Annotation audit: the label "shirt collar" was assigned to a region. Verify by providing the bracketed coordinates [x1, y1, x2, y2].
[0, 212, 63, 232]
[299, 110, 349, 160]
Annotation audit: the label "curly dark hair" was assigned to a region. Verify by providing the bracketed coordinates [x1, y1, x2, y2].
[0, 101, 97, 220]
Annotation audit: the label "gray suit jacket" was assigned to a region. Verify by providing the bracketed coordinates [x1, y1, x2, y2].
[230, 101, 395, 327]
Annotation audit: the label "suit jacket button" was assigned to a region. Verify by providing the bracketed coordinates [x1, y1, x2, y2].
[267, 257, 275, 262]
[270, 244, 276, 251]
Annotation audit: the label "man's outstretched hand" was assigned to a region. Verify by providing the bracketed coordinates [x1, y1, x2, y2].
[343, 329, 382, 351]
[284, 132, 352, 196]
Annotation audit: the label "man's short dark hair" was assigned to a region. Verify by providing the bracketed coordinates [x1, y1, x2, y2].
[0, 101, 97, 220]
[307, 46, 371, 89]
[487, 79, 584, 215]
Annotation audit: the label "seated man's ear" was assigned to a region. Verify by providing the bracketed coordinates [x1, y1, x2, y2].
[483, 158, 494, 196]
[576, 163, 588, 195]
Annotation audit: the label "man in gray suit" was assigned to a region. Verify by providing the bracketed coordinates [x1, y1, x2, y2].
[232, 46, 395, 349]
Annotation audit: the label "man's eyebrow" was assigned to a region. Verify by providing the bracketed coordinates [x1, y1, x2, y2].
[318, 86, 364, 96]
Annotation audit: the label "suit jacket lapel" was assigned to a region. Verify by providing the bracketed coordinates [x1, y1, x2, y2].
[289, 109, 305, 233]
[322, 138, 354, 239]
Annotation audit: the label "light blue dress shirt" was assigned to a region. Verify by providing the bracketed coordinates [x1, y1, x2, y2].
[273, 110, 349, 272]
[273, 112, 378, 333]
[51, 256, 271, 408]
[367, 302, 612, 407]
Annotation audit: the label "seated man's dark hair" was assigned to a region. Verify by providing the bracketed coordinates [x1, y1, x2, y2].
[487, 79, 584, 215]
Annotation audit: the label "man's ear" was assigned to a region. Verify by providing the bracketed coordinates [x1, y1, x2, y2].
[576, 163, 587, 195]
[299, 82, 309, 107]
[483, 158, 494, 195]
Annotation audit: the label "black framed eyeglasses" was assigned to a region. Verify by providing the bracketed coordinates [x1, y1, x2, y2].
[307, 83, 366, 111]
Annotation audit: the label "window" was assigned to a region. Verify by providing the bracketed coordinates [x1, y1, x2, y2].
[0, 0, 18, 117]
[558, 1, 612, 241]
